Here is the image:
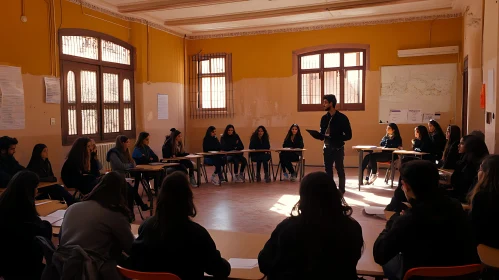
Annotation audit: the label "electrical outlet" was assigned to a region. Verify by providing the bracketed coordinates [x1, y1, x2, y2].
[50, 118, 56, 126]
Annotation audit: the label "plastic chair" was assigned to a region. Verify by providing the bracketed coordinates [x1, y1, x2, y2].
[117, 266, 181, 280]
[403, 264, 483, 280]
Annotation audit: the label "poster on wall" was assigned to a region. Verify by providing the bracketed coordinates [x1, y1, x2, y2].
[158, 94, 169, 120]
[44, 77, 61, 104]
[0, 65, 25, 130]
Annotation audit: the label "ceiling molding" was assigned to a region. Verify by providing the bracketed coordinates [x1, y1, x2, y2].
[164, 0, 413, 26]
[118, 0, 249, 13]
[187, 12, 462, 40]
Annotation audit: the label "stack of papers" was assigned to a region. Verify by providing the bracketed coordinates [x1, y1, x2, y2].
[228, 258, 259, 269]
[40, 209, 66, 226]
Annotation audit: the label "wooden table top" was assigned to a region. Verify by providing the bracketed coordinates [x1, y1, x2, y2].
[352, 146, 398, 151]
[130, 163, 179, 171]
[162, 155, 203, 161]
[272, 148, 306, 152]
[478, 244, 499, 269]
[393, 150, 428, 155]
[35, 199, 68, 217]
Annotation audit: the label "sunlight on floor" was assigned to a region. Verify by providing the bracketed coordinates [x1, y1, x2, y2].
[269, 194, 299, 216]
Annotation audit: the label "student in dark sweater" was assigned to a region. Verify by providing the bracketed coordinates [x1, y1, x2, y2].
[450, 135, 489, 203]
[128, 172, 231, 280]
[374, 160, 479, 280]
[27, 144, 75, 205]
[0, 170, 53, 280]
[89, 139, 103, 177]
[362, 123, 402, 184]
[411, 125, 435, 161]
[133, 132, 163, 191]
[203, 126, 225, 185]
[162, 128, 197, 186]
[249, 126, 272, 183]
[0, 136, 24, 189]
[221, 124, 247, 183]
[259, 172, 363, 280]
[428, 119, 446, 161]
[61, 137, 99, 195]
[440, 125, 461, 169]
[468, 155, 499, 249]
[279, 124, 304, 181]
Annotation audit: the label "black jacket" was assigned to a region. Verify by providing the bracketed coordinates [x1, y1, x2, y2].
[249, 137, 270, 158]
[471, 191, 499, 248]
[282, 136, 304, 149]
[128, 217, 231, 280]
[441, 141, 460, 170]
[450, 159, 479, 202]
[27, 158, 57, 183]
[61, 160, 97, 192]
[258, 216, 363, 280]
[380, 135, 402, 148]
[132, 146, 159, 165]
[0, 155, 25, 188]
[412, 138, 435, 161]
[374, 195, 479, 275]
[221, 134, 244, 151]
[430, 132, 447, 160]
[162, 140, 189, 159]
[319, 111, 352, 148]
[203, 136, 221, 153]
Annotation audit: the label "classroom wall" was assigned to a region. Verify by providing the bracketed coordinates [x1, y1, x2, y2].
[482, 0, 499, 153]
[186, 18, 463, 166]
[0, 0, 184, 177]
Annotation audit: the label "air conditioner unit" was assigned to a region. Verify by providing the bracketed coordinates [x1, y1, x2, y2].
[397, 46, 459, 58]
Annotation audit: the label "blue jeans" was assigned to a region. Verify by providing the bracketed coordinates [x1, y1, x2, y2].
[227, 154, 247, 173]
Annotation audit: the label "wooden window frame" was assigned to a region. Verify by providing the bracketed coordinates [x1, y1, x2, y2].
[59, 29, 136, 145]
[296, 47, 367, 112]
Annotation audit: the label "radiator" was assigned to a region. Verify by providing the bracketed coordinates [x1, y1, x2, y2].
[96, 142, 115, 172]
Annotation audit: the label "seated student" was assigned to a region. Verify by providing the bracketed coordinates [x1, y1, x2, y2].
[450, 135, 489, 203]
[0, 136, 24, 189]
[61, 137, 99, 195]
[58, 172, 134, 280]
[27, 144, 75, 205]
[162, 128, 198, 186]
[362, 123, 402, 185]
[412, 125, 435, 161]
[106, 135, 149, 214]
[203, 126, 225, 185]
[258, 172, 363, 280]
[468, 155, 499, 249]
[0, 171, 53, 280]
[127, 172, 231, 279]
[249, 126, 272, 183]
[221, 124, 247, 183]
[279, 124, 304, 181]
[132, 132, 162, 191]
[440, 125, 461, 169]
[428, 119, 446, 161]
[374, 160, 479, 280]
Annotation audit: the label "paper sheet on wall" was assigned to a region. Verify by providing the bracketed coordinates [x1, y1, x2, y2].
[157, 94, 168, 120]
[423, 113, 434, 123]
[44, 77, 61, 104]
[388, 109, 408, 123]
[0, 65, 25, 130]
[407, 109, 423, 124]
[487, 69, 495, 109]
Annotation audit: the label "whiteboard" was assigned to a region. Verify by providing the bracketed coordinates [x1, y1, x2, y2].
[378, 63, 457, 124]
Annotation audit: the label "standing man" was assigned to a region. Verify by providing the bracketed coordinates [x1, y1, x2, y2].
[320, 95, 352, 194]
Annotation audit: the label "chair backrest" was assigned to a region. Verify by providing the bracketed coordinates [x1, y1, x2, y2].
[116, 265, 182, 280]
[403, 264, 483, 280]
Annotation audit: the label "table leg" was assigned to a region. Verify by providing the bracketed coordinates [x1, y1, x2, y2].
[390, 153, 395, 188]
[269, 154, 274, 181]
[196, 157, 201, 187]
[140, 174, 153, 216]
[358, 150, 364, 191]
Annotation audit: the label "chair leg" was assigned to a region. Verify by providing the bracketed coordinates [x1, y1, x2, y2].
[275, 160, 281, 181]
[202, 165, 209, 183]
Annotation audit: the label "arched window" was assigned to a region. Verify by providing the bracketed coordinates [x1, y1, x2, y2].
[59, 29, 135, 144]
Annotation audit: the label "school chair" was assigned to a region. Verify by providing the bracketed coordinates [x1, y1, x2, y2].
[201, 159, 228, 184]
[248, 152, 274, 182]
[116, 265, 181, 280]
[402, 264, 483, 280]
[274, 156, 303, 182]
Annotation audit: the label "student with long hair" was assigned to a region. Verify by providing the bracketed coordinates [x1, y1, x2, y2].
[27, 144, 75, 205]
[59, 172, 134, 279]
[0, 136, 24, 189]
[412, 125, 435, 161]
[440, 125, 461, 169]
[450, 135, 489, 202]
[133, 132, 162, 191]
[428, 119, 446, 160]
[250, 125, 272, 183]
[61, 137, 99, 195]
[221, 124, 247, 183]
[128, 172, 231, 279]
[362, 123, 402, 184]
[0, 171, 53, 280]
[162, 128, 197, 186]
[203, 126, 225, 185]
[279, 124, 304, 181]
[469, 155, 499, 248]
[258, 172, 363, 279]
[374, 161, 479, 280]
[106, 135, 149, 213]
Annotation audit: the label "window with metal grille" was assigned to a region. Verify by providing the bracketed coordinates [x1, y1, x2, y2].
[298, 49, 366, 111]
[59, 29, 135, 145]
[189, 53, 234, 118]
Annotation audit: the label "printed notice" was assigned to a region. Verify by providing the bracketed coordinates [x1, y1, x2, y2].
[44, 77, 61, 104]
[158, 94, 168, 120]
[388, 109, 408, 123]
[423, 113, 434, 123]
[0, 65, 25, 130]
[407, 109, 423, 124]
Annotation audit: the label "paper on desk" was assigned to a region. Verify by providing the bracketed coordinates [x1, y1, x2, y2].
[364, 206, 386, 215]
[228, 258, 259, 269]
[185, 154, 198, 158]
[47, 209, 66, 218]
[35, 201, 51, 206]
[40, 216, 63, 224]
[52, 219, 64, 227]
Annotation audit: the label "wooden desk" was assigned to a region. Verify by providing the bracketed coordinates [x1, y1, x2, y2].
[272, 148, 306, 181]
[131, 163, 179, 171]
[352, 146, 398, 190]
[38, 181, 59, 189]
[358, 226, 385, 280]
[390, 150, 429, 188]
[478, 244, 499, 269]
[162, 155, 203, 186]
[35, 199, 67, 217]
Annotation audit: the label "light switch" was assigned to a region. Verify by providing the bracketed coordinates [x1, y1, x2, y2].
[50, 118, 56, 126]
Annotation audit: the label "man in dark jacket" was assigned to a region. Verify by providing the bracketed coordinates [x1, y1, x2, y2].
[0, 136, 24, 188]
[374, 160, 479, 280]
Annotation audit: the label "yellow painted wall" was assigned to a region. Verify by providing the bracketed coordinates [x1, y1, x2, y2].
[186, 18, 463, 167]
[0, 0, 184, 176]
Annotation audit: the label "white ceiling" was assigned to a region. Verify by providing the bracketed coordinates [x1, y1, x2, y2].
[84, 0, 463, 36]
